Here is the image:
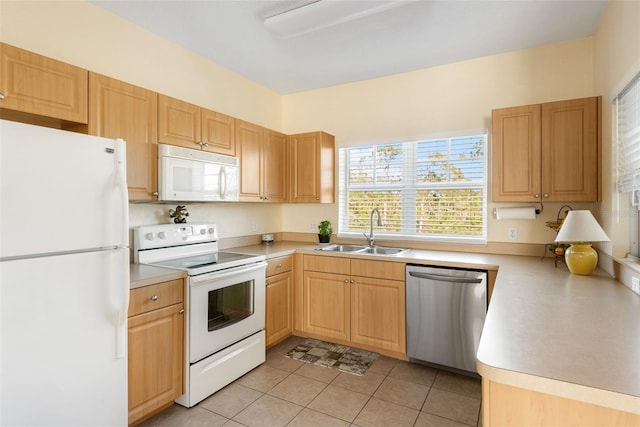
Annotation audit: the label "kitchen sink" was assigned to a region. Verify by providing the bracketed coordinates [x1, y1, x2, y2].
[316, 244, 408, 256]
[316, 244, 369, 252]
[360, 246, 408, 255]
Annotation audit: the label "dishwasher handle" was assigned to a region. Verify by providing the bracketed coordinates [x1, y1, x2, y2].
[408, 271, 484, 284]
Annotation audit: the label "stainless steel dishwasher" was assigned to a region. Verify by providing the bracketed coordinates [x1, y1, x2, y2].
[406, 264, 487, 374]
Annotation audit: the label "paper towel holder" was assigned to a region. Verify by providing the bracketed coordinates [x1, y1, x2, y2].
[493, 202, 543, 218]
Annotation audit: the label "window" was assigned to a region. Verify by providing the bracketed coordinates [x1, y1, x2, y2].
[338, 133, 487, 243]
[615, 72, 640, 257]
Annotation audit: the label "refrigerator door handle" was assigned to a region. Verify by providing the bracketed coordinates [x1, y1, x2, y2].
[114, 138, 129, 246]
[114, 139, 130, 360]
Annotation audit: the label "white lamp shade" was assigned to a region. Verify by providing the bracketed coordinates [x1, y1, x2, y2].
[555, 210, 610, 243]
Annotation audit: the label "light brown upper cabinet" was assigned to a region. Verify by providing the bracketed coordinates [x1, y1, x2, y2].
[263, 129, 288, 202]
[158, 94, 235, 156]
[237, 120, 264, 201]
[492, 96, 600, 202]
[289, 131, 335, 203]
[88, 73, 158, 201]
[237, 121, 287, 202]
[0, 43, 88, 124]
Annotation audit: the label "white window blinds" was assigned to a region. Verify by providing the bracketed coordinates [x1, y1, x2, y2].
[616, 72, 640, 192]
[339, 134, 487, 242]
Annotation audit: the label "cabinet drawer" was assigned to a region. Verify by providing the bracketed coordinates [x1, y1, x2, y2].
[351, 259, 405, 281]
[266, 255, 293, 277]
[304, 255, 350, 275]
[129, 279, 184, 317]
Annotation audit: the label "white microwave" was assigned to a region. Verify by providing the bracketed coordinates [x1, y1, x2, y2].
[158, 144, 239, 202]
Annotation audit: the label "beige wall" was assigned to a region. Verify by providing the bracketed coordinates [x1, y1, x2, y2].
[593, 0, 640, 259]
[0, 1, 282, 130]
[2, 1, 638, 251]
[0, 0, 285, 237]
[282, 39, 597, 245]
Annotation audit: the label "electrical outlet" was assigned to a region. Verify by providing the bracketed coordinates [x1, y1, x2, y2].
[632, 277, 640, 295]
[251, 223, 258, 232]
[508, 227, 517, 241]
[309, 222, 318, 231]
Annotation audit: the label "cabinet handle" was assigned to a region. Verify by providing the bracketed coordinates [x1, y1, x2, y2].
[350, 280, 355, 284]
[152, 192, 159, 197]
[543, 193, 549, 198]
[179, 309, 185, 315]
[316, 197, 320, 200]
[195, 141, 202, 146]
[203, 142, 209, 147]
[150, 295, 158, 301]
[344, 279, 350, 283]
[0, 92, 4, 100]
[534, 193, 540, 198]
[277, 263, 283, 268]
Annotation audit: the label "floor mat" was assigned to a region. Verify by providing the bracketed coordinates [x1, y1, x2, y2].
[285, 338, 379, 376]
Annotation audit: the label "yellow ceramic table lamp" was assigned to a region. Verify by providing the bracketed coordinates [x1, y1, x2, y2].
[554, 210, 610, 275]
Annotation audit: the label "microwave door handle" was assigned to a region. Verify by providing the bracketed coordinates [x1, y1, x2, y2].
[219, 166, 226, 200]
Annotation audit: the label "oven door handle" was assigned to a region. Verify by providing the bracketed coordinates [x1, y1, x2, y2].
[190, 261, 268, 285]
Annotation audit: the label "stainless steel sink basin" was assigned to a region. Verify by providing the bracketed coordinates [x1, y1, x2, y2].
[361, 246, 409, 255]
[316, 244, 408, 256]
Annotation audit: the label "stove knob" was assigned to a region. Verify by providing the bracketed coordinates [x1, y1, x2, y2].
[158, 231, 167, 239]
[145, 232, 155, 240]
[200, 228, 206, 235]
[208, 228, 215, 234]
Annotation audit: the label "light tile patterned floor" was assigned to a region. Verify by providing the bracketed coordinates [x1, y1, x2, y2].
[139, 336, 482, 427]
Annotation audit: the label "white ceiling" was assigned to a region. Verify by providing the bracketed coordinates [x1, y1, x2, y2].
[91, 0, 608, 95]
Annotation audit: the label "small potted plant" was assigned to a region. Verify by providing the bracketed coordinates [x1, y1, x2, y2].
[318, 220, 332, 244]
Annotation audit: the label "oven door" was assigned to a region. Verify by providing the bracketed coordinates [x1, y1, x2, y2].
[189, 262, 266, 363]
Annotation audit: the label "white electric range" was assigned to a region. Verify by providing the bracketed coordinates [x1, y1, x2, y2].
[133, 223, 267, 407]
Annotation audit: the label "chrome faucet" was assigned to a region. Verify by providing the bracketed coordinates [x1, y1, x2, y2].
[363, 207, 383, 247]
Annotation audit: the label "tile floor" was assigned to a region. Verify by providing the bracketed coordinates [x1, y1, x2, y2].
[140, 336, 482, 427]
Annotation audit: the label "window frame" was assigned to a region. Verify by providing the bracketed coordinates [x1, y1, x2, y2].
[614, 71, 640, 258]
[338, 133, 488, 244]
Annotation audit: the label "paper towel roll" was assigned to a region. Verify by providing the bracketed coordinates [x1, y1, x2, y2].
[495, 207, 536, 220]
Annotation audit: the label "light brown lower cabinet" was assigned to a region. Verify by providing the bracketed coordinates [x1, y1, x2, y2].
[301, 255, 406, 359]
[482, 379, 640, 426]
[128, 279, 185, 426]
[265, 255, 293, 348]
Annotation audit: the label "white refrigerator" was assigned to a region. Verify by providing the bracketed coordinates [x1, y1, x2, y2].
[0, 120, 129, 426]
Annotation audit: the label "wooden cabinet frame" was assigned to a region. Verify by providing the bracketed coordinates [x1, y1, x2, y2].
[300, 255, 406, 358]
[492, 96, 601, 202]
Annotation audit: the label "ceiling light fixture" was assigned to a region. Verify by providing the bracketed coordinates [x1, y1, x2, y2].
[264, 0, 410, 39]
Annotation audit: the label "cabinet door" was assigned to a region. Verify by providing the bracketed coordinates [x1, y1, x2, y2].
[0, 43, 88, 123]
[264, 129, 288, 203]
[303, 271, 350, 341]
[158, 95, 201, 149]
[201, 109, 235, 155]
[266, 271, 293, 347]
[289, 132, 335, 203]
[89, 73, 158, 201]
[237, 120, 264, 201]
[491, 104, 541, 202]
[541, 97, 599, 202]
[350, 276, 406, 353]
[128, 303, 184, 425]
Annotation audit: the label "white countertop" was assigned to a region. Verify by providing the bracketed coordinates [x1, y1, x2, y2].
[130, 240, 640, 413]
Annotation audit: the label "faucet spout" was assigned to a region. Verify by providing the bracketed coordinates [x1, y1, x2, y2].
[364, 207, 382, 247]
